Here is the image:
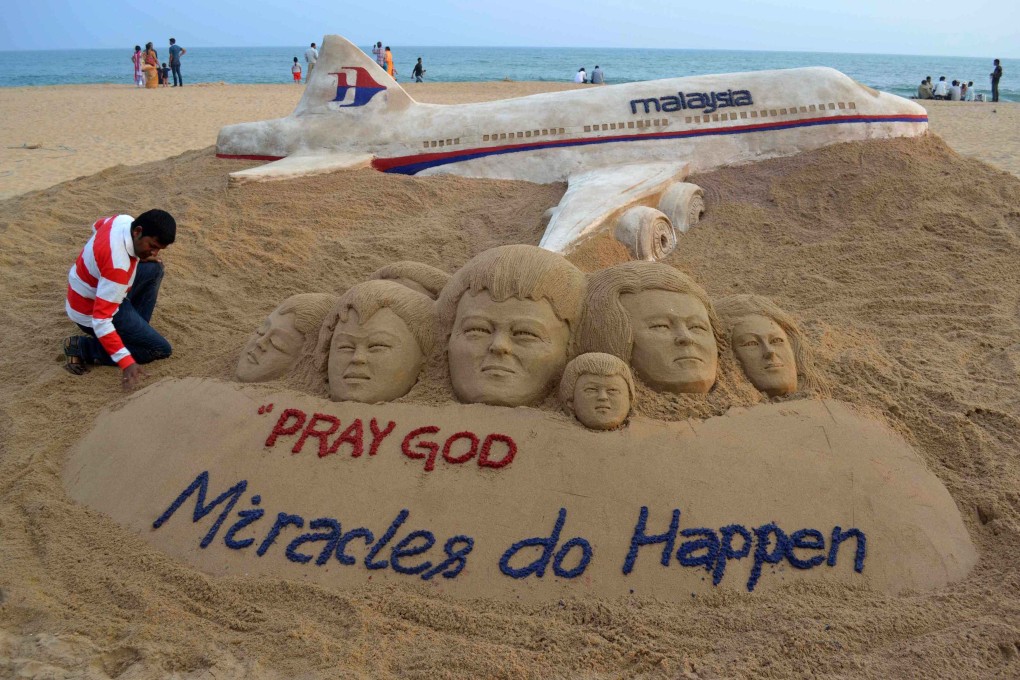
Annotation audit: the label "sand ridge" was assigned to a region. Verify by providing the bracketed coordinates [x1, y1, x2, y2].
[0, 88, 1019, 676]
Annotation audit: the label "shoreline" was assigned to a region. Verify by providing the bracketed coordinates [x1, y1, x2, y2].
[1, 82, 1017, 201]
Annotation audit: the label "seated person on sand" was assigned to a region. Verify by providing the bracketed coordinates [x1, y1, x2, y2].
[318, 280, 436, 403]
[559, 353, 635, 431]
[578, 262, 720, 394]
[714, 294, 816, 398]
[437, 244, 587, 407]
[236, 293, 336, 383]
[63, 210, 177, 391]
[369, 261, 450, 300]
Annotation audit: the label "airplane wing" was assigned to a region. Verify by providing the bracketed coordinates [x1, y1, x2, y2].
[227, 152, 375, 185]
[538, 162, 690, 255]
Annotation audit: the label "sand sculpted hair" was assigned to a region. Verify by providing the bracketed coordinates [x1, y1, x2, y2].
[436, 244, 588, 342]
[577, 261, 725, 361]
[314, 280, 436, 372]
[276, 293, 337, 335]
[714, 294, 821, 394]
[369, 261, 450, 299]
[558, 352, 636, 411]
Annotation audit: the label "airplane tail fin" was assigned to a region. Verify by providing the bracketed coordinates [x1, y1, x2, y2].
[295, 34, 417, 116]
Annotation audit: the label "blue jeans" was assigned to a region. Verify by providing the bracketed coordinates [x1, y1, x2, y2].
[171, 62, 182, 86]
[75, 261, 172, 366]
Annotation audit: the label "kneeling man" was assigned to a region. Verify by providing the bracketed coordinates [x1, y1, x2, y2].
[63, 210, 176, 390]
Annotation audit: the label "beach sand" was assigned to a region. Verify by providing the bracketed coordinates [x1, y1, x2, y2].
[1, 83, 1019, 678]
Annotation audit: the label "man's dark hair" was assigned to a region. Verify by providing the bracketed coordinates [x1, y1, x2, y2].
[170, 38, 176, 44]
[135, 45, 141, 51]
[939, 76, 946, 80]
[132, 209, 176, 245]
[994, 59, 1000, 65]
[311, 42, 316, 47]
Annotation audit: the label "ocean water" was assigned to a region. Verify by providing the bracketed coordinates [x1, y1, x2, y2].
[0, 45, 1014, 102]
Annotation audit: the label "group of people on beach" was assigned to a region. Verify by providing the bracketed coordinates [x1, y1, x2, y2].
[131, 39, 185, 89]
[916, 59, 1003, 102]
[294, 41, 425, 83]
[573, 66, 606, 84]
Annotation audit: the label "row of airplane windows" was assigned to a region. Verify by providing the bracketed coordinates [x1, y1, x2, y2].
[419, 101, 857, 150]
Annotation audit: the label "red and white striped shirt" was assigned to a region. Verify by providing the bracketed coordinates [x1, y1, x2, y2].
[66, 215, 139, 368]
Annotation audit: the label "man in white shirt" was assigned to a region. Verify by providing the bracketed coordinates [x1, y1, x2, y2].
[932, 76, 949, 99]
[949, 80, 962, 101]
[304, 42, 318, 80]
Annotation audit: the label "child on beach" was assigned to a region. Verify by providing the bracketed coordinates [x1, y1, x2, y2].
[160, 63, 170, 87]
[291, 57, 302, 82]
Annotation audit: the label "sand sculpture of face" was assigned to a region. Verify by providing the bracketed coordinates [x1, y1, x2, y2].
[236, 293, 336, 383]
[438, 245, 587, 407]
[559, 353, 634, 430]
[369, 261, 451, 300]
[319, 280, 436, 403]
[577, 262, 721, 394]
[716, 295, 804, 397]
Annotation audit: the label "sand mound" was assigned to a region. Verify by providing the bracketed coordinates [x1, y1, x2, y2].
[2, 135, 1019, 677]
[64, 378, 974, 600]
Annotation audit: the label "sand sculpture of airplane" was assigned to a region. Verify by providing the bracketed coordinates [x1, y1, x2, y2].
[217, 34, 928, 259]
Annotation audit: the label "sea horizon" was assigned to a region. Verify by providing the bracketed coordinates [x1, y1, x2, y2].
[1, 45, 1013, 101]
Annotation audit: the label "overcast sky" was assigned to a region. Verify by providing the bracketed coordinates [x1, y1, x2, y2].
[2, 0, 1017, 58]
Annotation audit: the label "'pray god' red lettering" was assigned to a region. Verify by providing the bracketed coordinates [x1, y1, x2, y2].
[261, 407, 518, 473]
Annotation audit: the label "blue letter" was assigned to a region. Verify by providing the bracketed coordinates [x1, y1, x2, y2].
[364, 509, 409, 570]
[712, 524, 752, 585]
[828, 526, 867, 573]
[285, 518, 342, 565]
[499, 508, 567, 579]
[421, 535, 474, 580]
[153, 471, 248, 549]
[676, 528, 720, 572]
[553, 537, 593, 579]
[622, 506, 680, 575]
[747, 523, 791, 592]
[787, 529, 826, 570]
[390, 530, 436, 575]
[256, 512, 304, 556]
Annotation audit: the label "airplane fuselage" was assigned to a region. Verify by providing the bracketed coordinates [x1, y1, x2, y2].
[218, 66, 928, 185]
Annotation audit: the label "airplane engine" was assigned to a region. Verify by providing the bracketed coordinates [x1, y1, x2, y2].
[614, 207, 676, 261]
[658, 183, 705, 234]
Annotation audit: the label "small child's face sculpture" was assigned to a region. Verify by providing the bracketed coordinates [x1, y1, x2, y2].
[571, 373, 630, 430]
[620, 290, 718, 393]
[328, 308, 425, 403]
[236, 308, 304, 383]
[448, 290, 570, 406]
[731, 314, 798, 397]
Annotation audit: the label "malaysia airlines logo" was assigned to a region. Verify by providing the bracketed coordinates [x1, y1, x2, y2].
[330, 67, 386, 107]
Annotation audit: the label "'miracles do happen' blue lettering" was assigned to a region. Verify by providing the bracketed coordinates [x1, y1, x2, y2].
[153, 472, 474, 581]
[622, 505, 866, 592]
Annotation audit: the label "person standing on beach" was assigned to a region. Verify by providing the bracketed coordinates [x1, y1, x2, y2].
[142, 42, 159, 89]
[385, 46, 394, 77]
[131, 46, 144, 87]
[291, 57, 302, 82]
[168, 38, 186, 87]
[62, 210, 176, 391]
[305, 42, 318, 80]
[412, 57, 426, 82]
[373, 42, 385, 70]
[990, 59, 1002, 103]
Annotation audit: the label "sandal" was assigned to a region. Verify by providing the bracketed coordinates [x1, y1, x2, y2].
[62, 336, 89, 376]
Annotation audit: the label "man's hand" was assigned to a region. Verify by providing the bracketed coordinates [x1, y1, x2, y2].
[122, 364, 146, 391]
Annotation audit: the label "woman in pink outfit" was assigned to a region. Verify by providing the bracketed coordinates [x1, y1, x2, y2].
[131, 45, 144, 87]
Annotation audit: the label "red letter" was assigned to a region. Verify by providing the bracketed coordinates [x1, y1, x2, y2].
[478, 433, 517, 469]
[368, 418, 396, 456]
[442, 431, 479, 465]
[402, 426, 440, 472]
[326, 418, 364, 458]
[265, 408, 306, 448]
[291, 413, 340, 456]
